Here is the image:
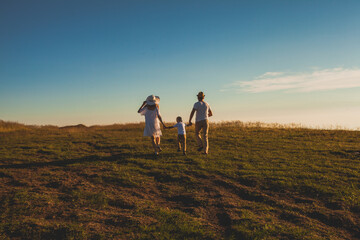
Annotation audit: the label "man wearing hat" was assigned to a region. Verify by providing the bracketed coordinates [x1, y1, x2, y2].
[188, 91, 213, 154]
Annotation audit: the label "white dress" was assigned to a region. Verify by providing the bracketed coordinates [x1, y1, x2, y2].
[140, 107, 162, 137]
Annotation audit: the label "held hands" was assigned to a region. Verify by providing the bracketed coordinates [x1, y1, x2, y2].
[162, 124, 171, 129]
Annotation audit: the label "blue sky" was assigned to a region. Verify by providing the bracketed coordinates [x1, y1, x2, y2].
[1, 0, 360, 128]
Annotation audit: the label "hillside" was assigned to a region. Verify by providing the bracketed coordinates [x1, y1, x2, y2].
[0, 122, 359, 239]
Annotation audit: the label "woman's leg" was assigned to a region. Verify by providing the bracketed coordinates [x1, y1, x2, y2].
[156, 136, 162, 152]
[156, 136, 160, 146]
[151, 136, 158, 154]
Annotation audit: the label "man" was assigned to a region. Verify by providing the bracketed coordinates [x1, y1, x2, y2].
[189, 91, 213, 154]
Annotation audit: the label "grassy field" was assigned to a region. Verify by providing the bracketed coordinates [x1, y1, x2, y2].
[0, 120, 359, 239]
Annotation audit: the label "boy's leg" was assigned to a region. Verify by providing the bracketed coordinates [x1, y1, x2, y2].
[177, 135, 181, 151]
[182, 135, 186, 153]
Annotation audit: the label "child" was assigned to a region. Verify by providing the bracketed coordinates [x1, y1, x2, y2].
[166, 116, 191, 155]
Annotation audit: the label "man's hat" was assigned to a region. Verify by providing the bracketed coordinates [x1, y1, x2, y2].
[197, 92, 205, 98]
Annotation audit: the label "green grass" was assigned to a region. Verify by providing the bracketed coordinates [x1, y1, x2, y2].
[0, 121, 359, 239]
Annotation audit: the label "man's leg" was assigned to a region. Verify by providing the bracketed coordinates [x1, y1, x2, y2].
[203, 120, 209, 154]
[182, 135, 186, 154]
[195, 121, 203, 150]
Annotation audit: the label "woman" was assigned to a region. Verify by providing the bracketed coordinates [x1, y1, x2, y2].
[138, 95, 166, 155]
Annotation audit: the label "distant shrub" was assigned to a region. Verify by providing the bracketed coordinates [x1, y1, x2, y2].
[0, 120, 29, 132]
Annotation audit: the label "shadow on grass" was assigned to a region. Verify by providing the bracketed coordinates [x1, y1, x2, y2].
[0, 151, 172, 169]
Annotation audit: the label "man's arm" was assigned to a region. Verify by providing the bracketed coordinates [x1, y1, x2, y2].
[208, 108, 213, 117]
[189, 108, 196, 125]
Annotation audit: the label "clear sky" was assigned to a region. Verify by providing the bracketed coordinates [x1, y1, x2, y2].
[1, 0, 360, 128]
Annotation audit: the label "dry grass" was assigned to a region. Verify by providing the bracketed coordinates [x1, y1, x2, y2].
[0, 120, 359, 239]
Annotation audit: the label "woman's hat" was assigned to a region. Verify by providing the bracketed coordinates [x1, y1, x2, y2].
[146, 95, 160, 105]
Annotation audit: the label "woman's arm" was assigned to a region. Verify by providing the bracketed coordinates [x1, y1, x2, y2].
[156, 106, 166, 128]
[158, 115, 166, 128]
[137, 101, 147, 113]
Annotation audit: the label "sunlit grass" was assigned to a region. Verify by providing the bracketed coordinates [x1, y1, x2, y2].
[0, 120, 359, 239]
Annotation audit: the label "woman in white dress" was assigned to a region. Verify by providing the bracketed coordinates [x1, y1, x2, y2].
[138, 95, 166, 155]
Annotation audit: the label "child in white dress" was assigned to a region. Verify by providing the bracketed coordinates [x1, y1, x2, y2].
[138, 95, 166, 155]
[165, 116, 191, 155]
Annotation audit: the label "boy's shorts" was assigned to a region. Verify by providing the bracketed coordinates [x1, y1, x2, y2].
[177, 134, 186, 143]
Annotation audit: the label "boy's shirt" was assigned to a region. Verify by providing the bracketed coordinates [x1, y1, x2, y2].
[173, 122, 186, 135]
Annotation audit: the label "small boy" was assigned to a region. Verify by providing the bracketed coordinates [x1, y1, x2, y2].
[166, 116, 191, 155]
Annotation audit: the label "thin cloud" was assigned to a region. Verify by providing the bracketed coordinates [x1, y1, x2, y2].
[258, 72, 284, 78]
[231, 68, 360, 93]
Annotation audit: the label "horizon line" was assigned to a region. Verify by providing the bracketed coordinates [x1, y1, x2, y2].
[1, 119, 358, 131]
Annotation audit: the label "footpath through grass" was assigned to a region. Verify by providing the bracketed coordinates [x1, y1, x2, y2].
[0, 122, 359, 239]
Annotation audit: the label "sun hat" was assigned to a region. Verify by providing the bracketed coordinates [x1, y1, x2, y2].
[197, 91, 205, 98]
[146, 95, 160, 105]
